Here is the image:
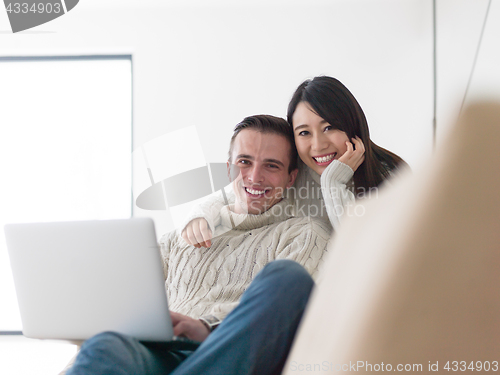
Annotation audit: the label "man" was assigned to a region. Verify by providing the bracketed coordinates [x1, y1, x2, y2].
[66, 115, 331, 375]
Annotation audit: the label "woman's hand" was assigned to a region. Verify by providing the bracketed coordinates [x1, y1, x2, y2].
[170, 311, 210, 342]
[181, 218, 212, 248]
[339, 136, 365, 172]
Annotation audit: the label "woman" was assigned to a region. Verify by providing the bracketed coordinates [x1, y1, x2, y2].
[181, 76, 407, 247]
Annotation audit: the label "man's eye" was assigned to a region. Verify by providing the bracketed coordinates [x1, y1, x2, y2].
[267, 164, 279, 169]
[238, 160, 250, 165]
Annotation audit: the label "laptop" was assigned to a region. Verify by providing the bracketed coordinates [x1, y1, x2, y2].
[4, 218, 174, 342]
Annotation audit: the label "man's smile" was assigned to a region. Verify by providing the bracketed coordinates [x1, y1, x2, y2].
[244, 186, 269, 197]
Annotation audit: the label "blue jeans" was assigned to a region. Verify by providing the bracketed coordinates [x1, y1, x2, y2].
[67, 259, 314, 375]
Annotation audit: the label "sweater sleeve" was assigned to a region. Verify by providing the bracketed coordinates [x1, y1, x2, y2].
[178, 184, 235, 235]
[275, 218, 332, 281]
[205, 302, 239, 322]
[159, 231, 177, 280]
[320, 160, 355, 230]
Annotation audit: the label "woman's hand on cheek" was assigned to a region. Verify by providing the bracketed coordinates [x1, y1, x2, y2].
[338, 136, 365, 172]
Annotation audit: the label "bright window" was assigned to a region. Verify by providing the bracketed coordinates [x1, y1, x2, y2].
[0, 56, 132, 332]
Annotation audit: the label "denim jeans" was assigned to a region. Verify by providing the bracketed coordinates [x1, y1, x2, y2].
[67, 259, 314, 375]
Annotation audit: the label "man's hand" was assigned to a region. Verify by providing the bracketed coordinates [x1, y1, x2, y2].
[170, 311, 210, 342]
[339, 136, 365, 172]
[181, 218, 212, 248]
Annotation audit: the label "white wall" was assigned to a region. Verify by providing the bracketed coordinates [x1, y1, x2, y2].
[1, 0, 497, 234]
[436, 0, 500, 141]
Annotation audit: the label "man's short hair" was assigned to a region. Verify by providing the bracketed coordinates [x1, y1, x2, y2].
[228, 115, 298, 173]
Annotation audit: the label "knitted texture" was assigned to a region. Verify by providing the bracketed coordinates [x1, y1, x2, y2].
[160, 199, 332, 321]
[180, 160, 355, 233]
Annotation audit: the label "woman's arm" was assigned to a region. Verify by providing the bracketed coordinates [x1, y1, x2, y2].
[179, 184, 235, 247]
[320, 160, 355, 230]
[320, 137, 365, 229]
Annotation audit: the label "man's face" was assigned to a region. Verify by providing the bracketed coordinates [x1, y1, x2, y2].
[228, 129, 298, 215]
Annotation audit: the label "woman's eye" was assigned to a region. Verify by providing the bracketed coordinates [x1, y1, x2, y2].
[298, 130, 309, 136]
[324, 125, 334, 132]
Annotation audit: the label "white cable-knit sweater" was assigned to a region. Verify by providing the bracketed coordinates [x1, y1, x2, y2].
[160, 199, 332, 322]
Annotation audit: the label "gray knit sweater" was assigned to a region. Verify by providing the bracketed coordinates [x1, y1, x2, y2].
[159, 199, 332, 321]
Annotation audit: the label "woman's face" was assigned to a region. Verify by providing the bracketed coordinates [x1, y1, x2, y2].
[292, 101, 349, 175]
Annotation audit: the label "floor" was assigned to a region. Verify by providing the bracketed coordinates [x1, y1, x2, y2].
[0, 335, 77, 375]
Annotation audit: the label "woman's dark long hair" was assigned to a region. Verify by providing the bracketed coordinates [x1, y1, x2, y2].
[287, 76, 407, 196]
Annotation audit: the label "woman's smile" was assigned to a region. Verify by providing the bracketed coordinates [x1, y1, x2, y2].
[312, 152, 337, 165]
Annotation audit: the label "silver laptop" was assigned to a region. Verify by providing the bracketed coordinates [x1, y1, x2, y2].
[4, 218, 174, 342]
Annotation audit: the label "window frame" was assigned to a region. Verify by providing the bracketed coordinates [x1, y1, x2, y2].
[0, 54, 134, 336]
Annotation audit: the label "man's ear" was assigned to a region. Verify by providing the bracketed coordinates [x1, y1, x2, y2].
[227, 160, 231, 182]
[287, 168, 299, 188]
